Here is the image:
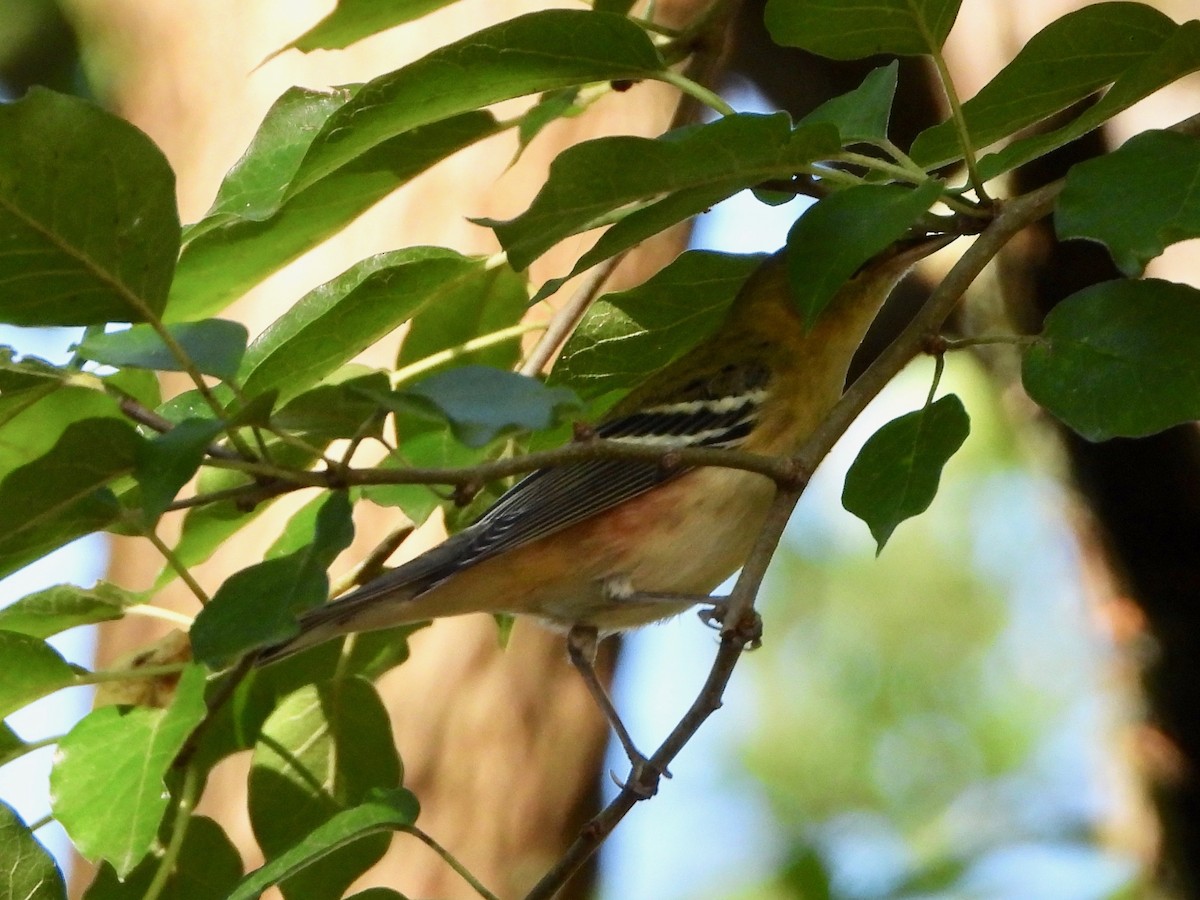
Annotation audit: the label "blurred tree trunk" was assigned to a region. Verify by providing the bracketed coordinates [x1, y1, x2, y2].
[64, 1, 711, 896]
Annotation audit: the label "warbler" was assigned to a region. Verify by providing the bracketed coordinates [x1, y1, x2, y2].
[257, 236, 947, 759]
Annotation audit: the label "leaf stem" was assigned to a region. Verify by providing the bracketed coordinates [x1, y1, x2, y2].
[391, 322, 545, 388]
[926, 353, 945, 407]
[75, 662, 189, 686]
[0, 734, 62, 768]
[926, 43, 989, 201]
[402, 825, 501, 900]
[141, 526, 212, 606]
[123, 605, 196, 628]
[941, 333, 1040, 350]
[656, 69, 735, 117]
[142, 763, 199, 900]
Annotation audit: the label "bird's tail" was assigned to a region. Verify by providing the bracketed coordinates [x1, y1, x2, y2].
[255, 531, 473, 666]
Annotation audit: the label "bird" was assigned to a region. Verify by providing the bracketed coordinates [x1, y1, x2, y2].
[256, 234, 949, 767]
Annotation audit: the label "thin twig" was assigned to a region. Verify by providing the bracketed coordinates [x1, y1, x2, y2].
[520, 251, 630, 377]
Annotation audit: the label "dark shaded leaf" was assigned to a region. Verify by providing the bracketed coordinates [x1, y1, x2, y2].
[135, 418, 226, 523]
[786, 181, 942, 326]
[0, 89, 179, 326]
[1057, 130, 1200, 276]
[552, 250, 764, 400]
[487, 114, 839, 273]
[229, 789, 418, 900]
[272, 369, 391, 446]
[75, 320, 248, 380]
[798, 61, 898, 143]
[973, 19, 1200, 181]
[404, 366, 582, 447]
[842, 394, 970, 550]
[249, 679, 401, 900]
[1022, 279, 1200, 440]
[189, 493, 355, 667]
[0, 418, 142, 579]
[82, 815, 242, 900]
[911, 2, 1177, 169]
[765, 0, 961, 58]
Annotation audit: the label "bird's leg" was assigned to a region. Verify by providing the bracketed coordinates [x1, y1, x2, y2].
[565, 624, 665, 797]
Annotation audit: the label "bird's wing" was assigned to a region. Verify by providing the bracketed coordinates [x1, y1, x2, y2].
[451, 380, 769, 567]
[259, 369, 770, 662]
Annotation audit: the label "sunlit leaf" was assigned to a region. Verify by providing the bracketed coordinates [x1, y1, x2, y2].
[51, 665, 208, 878]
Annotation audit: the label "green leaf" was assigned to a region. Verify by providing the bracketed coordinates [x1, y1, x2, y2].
[0, 88, 179, 326]
[104, 367, 162, 411]
[289, 10, 664, 194]
[249, 679, 401, 900]
[973, 19, 1200, 182]
[171, 90, 498, 321]
[552, 250, 765, 400]
[910, 2, 1178, 170]
[50, 665, 207, 878]
[189, 492, 355, 667]
[764, 0, 961, 59]
[82, 815, 243, 900]
[189, 624, 423, 774]
[516, 87, 585, 159]
[0, 418, 142, 579]
[404, 366, 582, 448]
[0, 799, 66, 900]
[345, 890, 408, 900]
[488, 113, 840, 273]
[0, 722, 24, 766]
[0, 582, 143, 638]
[786, 181, 942, 327]
[798, 61, 898, 143]
[277, 0, 458, 53]
[1056, 130, 1200, 277]
[0, 350, 69, 426]
[0, 384, 121, 478]
[842, 394, 970, 550]
[358, 424, 488, 522]
[272, 369, 391, 447]
[0, 630, 77, 719]
[75, 320, 248, 380]
[229, 788, 418, 900]
[395, 261, 528, 377]
[135, 418, 226, 524]
[1022, 279, 1200, 440]
[240, 249, 499, 405]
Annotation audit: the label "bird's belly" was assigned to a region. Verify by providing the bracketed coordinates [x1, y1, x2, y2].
[522, 467, 777, 631]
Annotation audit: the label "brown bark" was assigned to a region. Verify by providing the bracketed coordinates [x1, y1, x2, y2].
[65, 1, 710, 897]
